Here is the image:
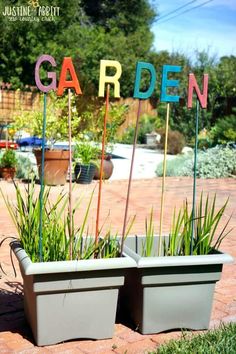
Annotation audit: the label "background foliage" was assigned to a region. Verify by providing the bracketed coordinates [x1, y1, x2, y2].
[13, 92, 80, 143]
[0, 0, 155, 97]
[156, 146, 236, 178]
[0, 1, 235, 143]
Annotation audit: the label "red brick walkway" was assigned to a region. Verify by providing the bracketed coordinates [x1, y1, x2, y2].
[0, 177, 235, 353]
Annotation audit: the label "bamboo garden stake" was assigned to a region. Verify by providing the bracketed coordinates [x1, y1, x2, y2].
[121, 61, 156, 255]
[158, 102, 170, 256]
[33, 55, 210, 260]
[35, 55, 83, 261]
[95, 84, 110, 245]
[121, 99, 142, 254]
[157, 64, 182, 256]
[39, 93, 47, 262]
[68, 89, 73, 259]
[190, 100, 200, 254]
[188, 73, 208, 254]
[56, 58, 82, 258]
[97, 60, 122, 250]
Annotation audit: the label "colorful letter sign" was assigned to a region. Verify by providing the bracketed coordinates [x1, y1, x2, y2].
[57, 57, 82, 96]
[187, 73, 208, 108]
[133, 62, 156, 99]
[34, 55, 209, 106]
[35, 54, 57, 93]
[98, 60, 122, 97]
[161, 65, 181, 102]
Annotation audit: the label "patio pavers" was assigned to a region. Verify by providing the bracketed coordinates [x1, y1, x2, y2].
[0, 177, 235, 353]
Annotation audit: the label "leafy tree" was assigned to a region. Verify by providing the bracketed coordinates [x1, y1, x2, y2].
[80, 0, 155, 35]
[1, 1, 235, 142]
[216, 56, 236, 98]
[13, 92, 81, 143]
[0, 0, 156, 97]
[147, 50, 236, 143]
[0, 0, 84, 88]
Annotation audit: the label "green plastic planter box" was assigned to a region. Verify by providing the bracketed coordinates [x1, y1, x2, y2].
[120, 235, 234, 334]
[11, 241, 136, 346]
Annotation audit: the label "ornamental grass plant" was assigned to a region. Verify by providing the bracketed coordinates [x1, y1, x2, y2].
[142, 207, 154, 257]
[0, 180, 121, 263]
[166, 193, 233, 256]
[143, 193, 232, 257]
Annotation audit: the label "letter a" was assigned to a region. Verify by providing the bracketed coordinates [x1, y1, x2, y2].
[57, 57, 82, 96]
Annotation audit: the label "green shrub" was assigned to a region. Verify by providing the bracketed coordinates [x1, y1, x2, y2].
[16, 154, 37, 180]
[198, 136, 213, 150]
[210, 113, 236, 145]
[156, 154, 191, 177]
[158, 129, 186, 155]
[78, 101, 129, 145]
[0, 149, 17, 168]
[119, 114, 161, 144]
[137, 114, 159, 144]
[197, 146, 236, 178]
[0, 151, 38, 180]
[13, 92, 80, 144]
[156, 146, 236, 178]
[118, 125, 135, 144]
[74, 142, 100, 165]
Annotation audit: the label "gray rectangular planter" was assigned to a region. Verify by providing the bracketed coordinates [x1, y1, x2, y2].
[121, 235, 234, 334]
[11, 241, 136, 346]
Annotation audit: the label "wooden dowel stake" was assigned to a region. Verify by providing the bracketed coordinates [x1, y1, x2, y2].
[158, 102, 170, 256]
[120, 99, 142, 255]
[95, 84, 110, 246]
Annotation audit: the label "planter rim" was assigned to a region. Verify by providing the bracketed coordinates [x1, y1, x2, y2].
[11, 241, 136, 275]
[0, 167, 16, 170]
[33, 148, 69, 152]
[123, 245, 234, 268]
[33, 149, 70, 156]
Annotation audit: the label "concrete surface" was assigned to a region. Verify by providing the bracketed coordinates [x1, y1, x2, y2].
[15, 143, 175, 180]
[110, 144, 174, 180]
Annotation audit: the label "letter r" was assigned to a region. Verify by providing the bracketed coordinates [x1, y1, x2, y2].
[99, 60, 122, 98]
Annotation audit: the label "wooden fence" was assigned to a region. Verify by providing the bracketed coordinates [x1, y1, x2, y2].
[0, 90, 156, 133]
[118, 97, 156, 131]
[0, 90, 40, 123]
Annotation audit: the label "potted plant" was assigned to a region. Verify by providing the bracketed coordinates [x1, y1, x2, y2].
[119, 194, 234, 334]
[13, 92, 81, 186]
[34, 148, 70, 186]
[1, 181, 136, 346]
[79, 102, 129, 180]
[0, 149, 18, 180]
[73, 141, 100, 184]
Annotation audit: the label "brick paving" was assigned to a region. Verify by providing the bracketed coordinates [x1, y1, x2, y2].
[0, 177, 235, 353]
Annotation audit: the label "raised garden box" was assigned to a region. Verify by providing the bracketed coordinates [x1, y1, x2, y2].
[11, 241, 136, 346]
[120, 235, 234, 334]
